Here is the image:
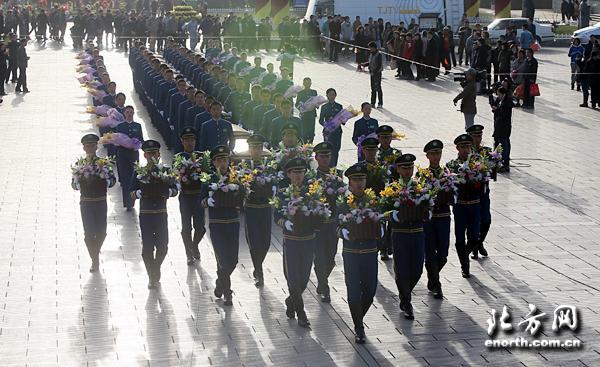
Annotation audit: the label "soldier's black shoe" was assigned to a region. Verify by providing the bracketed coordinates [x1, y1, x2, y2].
[315, 284, 323, 295]
[285, 297, 295, 318]
[320, 293, 331, 303]
[402, 302, 414, 320]
[380, 253, 390, 261]
[89, 262, 99, 273]
[355, 328, 366, 344]
[223, 293, 233, 306]
[186, 257, 195, 266]
[297, 315, 311, 328]
[461, 270, 471, 278]
[148, 282, 156, 289]
[214, 279, 223, 298]
[433, 286, 444, 299]
[471, 249, 479, 259]
[254, 275, 264, 288]
[427, 278, 434, 292]
[479, 245, 488, 257]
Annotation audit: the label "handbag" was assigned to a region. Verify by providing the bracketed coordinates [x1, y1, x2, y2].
[514, 84, 525, 99]
[529, 83, 540, 97]
[531, 41, 541, 52]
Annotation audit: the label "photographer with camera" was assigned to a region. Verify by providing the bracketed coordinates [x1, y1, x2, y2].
[453, 68, 478, 129]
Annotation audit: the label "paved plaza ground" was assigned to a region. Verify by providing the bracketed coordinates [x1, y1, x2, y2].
[1, 37, 600, 366]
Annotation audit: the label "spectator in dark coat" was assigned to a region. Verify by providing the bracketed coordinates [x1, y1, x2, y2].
[491, 87, 513, 172]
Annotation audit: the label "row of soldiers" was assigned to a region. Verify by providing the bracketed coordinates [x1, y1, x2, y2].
[74, 42, 498, 344]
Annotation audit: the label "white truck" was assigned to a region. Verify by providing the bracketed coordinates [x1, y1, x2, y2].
[304, 0, 465, 31]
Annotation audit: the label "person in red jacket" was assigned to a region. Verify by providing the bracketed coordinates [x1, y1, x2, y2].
[401, 33, 415, 80]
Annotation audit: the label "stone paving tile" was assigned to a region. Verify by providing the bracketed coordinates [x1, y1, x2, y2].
[1, 37, 600, 366]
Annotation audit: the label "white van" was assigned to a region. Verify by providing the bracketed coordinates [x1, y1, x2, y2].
[486, 18, 555, 43]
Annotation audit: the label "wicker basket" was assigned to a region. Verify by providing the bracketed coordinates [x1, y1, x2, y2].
[396, 203, 430, 223]
[141, 181, 170, 198]
[348, 219, 382, 242]
[213, 190, 243, 208]
[435, 190, 455, 205]
[79, 177, 107, 197]
[291, 213, 321, 237]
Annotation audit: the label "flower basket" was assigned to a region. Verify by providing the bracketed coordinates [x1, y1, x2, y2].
[457, 182, 483, 201]
[213, 190, 243, 208]
[79, 177, 107, 197]
[141, 180, 170, 198]
[251, 183, 274, 200]
[435, 190, 456, 205]
[292, 213, 321, 236]
[181, 180, 202, 193]
[348, 219, 382, 242]
[396, 203, 430, 223]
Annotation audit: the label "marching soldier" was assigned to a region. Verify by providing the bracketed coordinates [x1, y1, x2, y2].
[446, 134, 481, 278]
[467, 124, 492, 259]
[130, 140, 179, 289]
[352, 102, 379, 160]
[377, 125, 401, 260]
[389, 154, 425, 320]
[338, 163, 381, 343]
[72, 134, 116, 272]
[312, 142, 339, 303]
[202, 146, 241, 306]
[274, 158, 315, 328]
[319, 88, 343, 167]
[174, 127, 205, 265]
[419, 140, 452, 299]
[243, 134, 273, 287]
[270, 99, 303, 147]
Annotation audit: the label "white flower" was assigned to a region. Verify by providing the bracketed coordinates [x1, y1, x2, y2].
[227, 183, 238, 191]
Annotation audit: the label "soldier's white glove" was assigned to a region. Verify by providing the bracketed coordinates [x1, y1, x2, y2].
[207, 197, 215, 207]
[380, 225, 385, 238]
[170, 125, 175, 131]
[341, 228, 350, 240]
[169, 188, 178, 197]
[392, 210, 400, 223]
[159, 111, 164, 117]
[272, 185, 277, 196]
[284, 220, 294, 232]
[135, 189, 142, 199]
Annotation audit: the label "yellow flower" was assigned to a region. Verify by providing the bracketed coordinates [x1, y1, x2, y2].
[308, 180, 321, 195]
[347, 194, 355, 205]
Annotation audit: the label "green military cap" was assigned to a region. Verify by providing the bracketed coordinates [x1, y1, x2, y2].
[247, 134, 266, 145]
[313, 141, 333, 155]
[180, 127, 198, 138]
[344, 163, 368, 179]
[280, 123, 299, 135]
[81, 134, 99, 144]
[284, 157, 307, 172]
[210, 145, 230, 160]
[454, 134, 474, 146]
[376, 125, 394, 136]
[466, 124, 484, 136]
[395, 153, 416, 167]
[361, 137, 379, 150]
[424, 139, 443, 153]
[142, 140, 161, 152]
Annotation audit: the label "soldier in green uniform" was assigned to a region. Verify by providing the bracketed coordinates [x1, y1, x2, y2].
[295, 77, 317, 143]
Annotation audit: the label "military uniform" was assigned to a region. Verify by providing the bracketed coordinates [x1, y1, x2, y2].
[274, 158, 315, 328]
[295, 87, 317, 143]
[174, 127, 205, 265]
[242, 135, 273, 287]
[130, 140, 179, 289]
[312, 142, 340, 303]
[338, 164, 381, 344]
[352, 116, 379, 160]
[468, 125, 493, 259]
[114, 119, 143, 209]
[446, 134, 482, 278]
[319, 101, 343, 167]
[389, 154, 426, 320]
[419, 140, 451, 299]
[202, 146, 240, 306]
[72, 134, 116, 272]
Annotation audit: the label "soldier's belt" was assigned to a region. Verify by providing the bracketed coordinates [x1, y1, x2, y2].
[391, 227, 424, 234]
[140, 209, 168, 214]
[80, 196, 106, 202]
[283, 234, 316, 241]
[322, 218, 336, 224]
[456, 199, 480, 205]
[245, 203, 271, 209]
[209, 218, 240, 224]
[342, 247, 378, 254]
[181, 189, 202, 195]
[431, 213, 452, 218]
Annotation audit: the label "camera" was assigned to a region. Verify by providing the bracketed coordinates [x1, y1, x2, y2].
[453, 69, 486, 85]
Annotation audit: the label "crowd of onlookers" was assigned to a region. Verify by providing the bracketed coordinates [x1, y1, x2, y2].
[568, 35, 600, 108]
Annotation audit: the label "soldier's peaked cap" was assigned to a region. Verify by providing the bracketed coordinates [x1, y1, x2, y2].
[376, 125, 394, 135]
[424, 139, 443, 152]
[345, 164, 368, 178]
[180, 127, 198, 138]
[313, 142, 333, 154]
[454, 134, 474, 145]
[466, 124, 484, 135]
[284, 157, 307, 171]
[81, 134, 100, 144]
[142, 140, 161, 152]
[210, 145, 230, 159]
[395, 153, 416, 166]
